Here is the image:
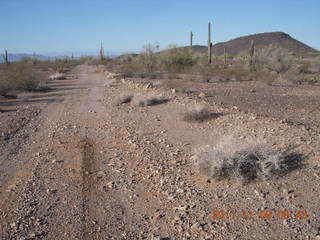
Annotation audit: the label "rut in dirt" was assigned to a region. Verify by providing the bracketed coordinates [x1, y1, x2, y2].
[79, 137, 97, 238]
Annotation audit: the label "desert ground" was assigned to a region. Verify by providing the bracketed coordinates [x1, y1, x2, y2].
[0, 65, 320, 240]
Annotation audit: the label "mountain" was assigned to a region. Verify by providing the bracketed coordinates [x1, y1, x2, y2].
[0, 52, 121, 63]
[185, 32, 319, 57]
[0, 53, 51, 63]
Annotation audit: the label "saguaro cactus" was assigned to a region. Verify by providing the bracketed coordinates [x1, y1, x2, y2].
[99, 43, 105, 61]
[3, 50, 8, 64]
[189, 31, 193, 55]
[208, 23, 212, 64]
[249, 40, 255, 72]
[32, 52, 37, 65]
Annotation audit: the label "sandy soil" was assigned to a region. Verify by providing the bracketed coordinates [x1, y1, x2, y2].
[0, 65, 319, 240]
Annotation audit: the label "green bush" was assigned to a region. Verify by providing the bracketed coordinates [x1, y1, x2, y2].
[255, 45, 295, 73]
[138, 43, 158, 74]
[159, 44, 195, 72]
[0, 62, 46, 96]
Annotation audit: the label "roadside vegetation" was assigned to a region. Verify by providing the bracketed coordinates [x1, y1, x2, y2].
[131, 94, 168, 107]
[114, 92, 134, 105]
[100, 43, 320, 86]
[181, 104, 218, 122]
[0, 57, 86, 98]
[194, 134, 286, 184]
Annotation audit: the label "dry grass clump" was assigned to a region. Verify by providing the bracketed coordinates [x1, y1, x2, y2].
[49, 72, 66, 80]
[105, 71, 121, 79]
[114, 93, 134, 105]
[194, 135, 285, 183]
[131, 94, 168, 107]
[103, 79, 116, 87]
[151, 81, 162, 88]
[182, 104, 216, 122]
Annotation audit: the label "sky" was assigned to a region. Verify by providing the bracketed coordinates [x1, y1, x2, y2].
[0, 0, 319, 56]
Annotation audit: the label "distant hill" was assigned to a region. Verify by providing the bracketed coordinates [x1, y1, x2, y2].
[0, 53, 121, 63]
[0, 53, 50, 63]
[181, 32, 319, 57]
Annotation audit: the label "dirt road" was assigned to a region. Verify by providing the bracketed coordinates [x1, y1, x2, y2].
[0, 65, 319, 239]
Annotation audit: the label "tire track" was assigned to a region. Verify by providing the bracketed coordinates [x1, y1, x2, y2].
[79, 137, 96, 239]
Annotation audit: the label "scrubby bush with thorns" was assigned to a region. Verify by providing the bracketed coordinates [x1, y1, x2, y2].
[194, 135, 285, 183]
[182, 104, 215, 122]
[0, 62, 47, 96]
[114, 93, 134, 105]
[254, 45, 295, 73]
[132, 94, 168, 107]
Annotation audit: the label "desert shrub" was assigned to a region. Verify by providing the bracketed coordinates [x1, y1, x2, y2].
[138, 43, 159, 74]
[0, 62, 47, 96]
[86, 57, 111, 66]
[131, 94, 168, 106]
[151, 81, 162, 88]
[50, 59, 76, 73]
[159, 44, 195, 72]
[118, 60, 142, 78]
[191, 57, 215, 82]
[255, 45, 295, 73]
[77, 56, 93, 64]
[286, 72, 320, 85]
[217, 65, 251, 81]
[49, 72, 66, 80]
[114, 93, 134, 105]
[194, 135, 285, 183]
[182, 104, 217, 122]
[0, 57, 84, 96]
[298, 57, 320, 74]
[31, 58, 82, 74]
[298, 61, 312, 74]
[116, 49, 159, 78]
[192, 58, 250, 83]
[283, 61, 320, 85]
[252, 70, 278, 85]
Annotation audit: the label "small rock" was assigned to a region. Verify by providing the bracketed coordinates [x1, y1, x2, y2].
[46, 189, 57, 194]
[191, 223, 200, 230]
[10, 222, 16, 229]
[107, 181, 115, 189]
[96, 171, 105, 179]
[198, 92, 206, 98]
[30, 232, 36, 238]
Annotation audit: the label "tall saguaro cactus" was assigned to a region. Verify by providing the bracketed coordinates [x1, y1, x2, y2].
[208, 22, 212, 64]
[249, 40, 255, 72]
[3, 50, 9, 64]
[189, 31, 193, 55]
[99, 43, 105, 61]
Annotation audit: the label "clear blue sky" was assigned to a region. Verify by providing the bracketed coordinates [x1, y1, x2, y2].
[1, 0, 319, 55]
